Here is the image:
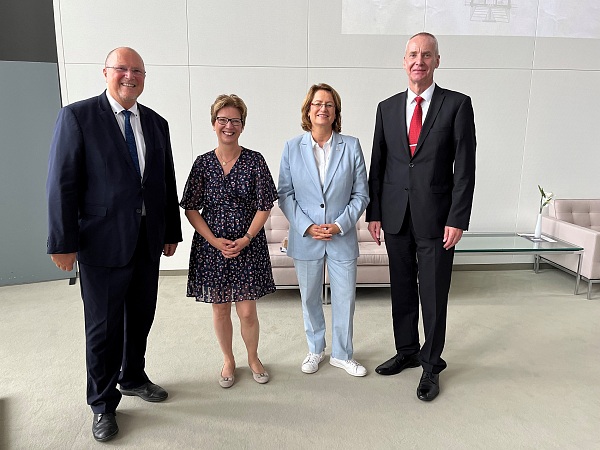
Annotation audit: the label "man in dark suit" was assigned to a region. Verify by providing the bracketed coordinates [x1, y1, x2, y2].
[47, 47, 182, 441]
[366, 32, 476, 401]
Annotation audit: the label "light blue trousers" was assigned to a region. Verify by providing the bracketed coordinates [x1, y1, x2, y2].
[293, 257, 357, 360]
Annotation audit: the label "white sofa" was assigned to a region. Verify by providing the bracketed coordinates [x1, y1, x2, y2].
[541, 199, 600, 299]
[264, 204, 390, 301]
[264, 204, 301, 288]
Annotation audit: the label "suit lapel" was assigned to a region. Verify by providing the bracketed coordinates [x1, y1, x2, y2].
[323, 132, 344, 193]
[138, 104, 154, 182]
[414, 85, 444, 156]
[393, 91, 410, 157]
[300, 132, 323, 192]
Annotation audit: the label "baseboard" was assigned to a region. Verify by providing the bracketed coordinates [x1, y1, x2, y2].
[159, 263, 552, 277]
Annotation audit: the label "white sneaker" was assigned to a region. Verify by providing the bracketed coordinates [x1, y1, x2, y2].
[329, 357, 367, 377]
[301, 352, 325, 374]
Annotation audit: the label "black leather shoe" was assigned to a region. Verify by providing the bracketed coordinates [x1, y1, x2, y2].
[417, 371, 440, 401]
[375, 353, 421, 375]
[92, 413, 118, 442]
[120, 382, 168, 402]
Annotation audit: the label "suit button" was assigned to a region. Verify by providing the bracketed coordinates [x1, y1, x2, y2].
[320, 204, 324, 208]
[404, 188, 408, 191]
[409, 163, 414, 168]
[136, 208, 142, 214]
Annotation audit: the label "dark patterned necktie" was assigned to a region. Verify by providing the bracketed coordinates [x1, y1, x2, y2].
[123, 110, 141, 177]
[408, 96, 423, 157]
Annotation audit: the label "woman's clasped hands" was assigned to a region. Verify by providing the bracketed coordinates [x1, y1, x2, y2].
[211, 236, 250, 258]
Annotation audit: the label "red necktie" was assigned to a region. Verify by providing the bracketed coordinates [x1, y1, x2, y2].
[408, 96, 423, 157]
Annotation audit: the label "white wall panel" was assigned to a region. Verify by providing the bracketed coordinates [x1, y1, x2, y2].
[533, 38, 600, 70]
[306, 67, 404, 168]
[435, 68, 533, 232]
[188, 67, 307, 178]
[61, 64, 106, 105]
[57, 0, 189, 65]
[310, 0, 407, 69]
[187, 1, 309, 67]
[517, 70, 600, 231]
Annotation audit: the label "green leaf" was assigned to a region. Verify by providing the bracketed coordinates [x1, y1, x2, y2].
[538, 185, 545, 198]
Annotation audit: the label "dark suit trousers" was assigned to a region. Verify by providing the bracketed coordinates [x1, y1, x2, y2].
[385, 207, 454, 374]
[79, 219, 160, 413]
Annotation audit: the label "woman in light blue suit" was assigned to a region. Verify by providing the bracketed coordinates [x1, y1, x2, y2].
[278, 83, 369, 376]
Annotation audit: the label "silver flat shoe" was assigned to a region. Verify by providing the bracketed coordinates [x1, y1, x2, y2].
[219, 366, 235, 388]
[252, 370, 270, 384]
[251, 360, 269, 384]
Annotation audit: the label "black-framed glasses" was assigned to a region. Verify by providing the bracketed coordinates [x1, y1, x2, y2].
[311, 102, 335, 110]
[105, 66, 146, 77]
[216, 117, 243, 127]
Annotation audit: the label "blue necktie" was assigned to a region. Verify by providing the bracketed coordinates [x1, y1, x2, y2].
[122, 110, 141, 177]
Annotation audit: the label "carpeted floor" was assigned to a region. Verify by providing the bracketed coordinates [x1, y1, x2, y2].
[1, 269, 599, 449]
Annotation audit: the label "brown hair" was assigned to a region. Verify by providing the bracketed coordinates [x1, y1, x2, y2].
[300, 83, 342, 132]
[210, 94, 247, 126]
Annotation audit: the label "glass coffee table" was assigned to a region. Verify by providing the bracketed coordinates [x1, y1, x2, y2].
[456, 233, 584, 295]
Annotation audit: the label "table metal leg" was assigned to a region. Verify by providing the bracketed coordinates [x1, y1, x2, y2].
[534, 254, 540, 273]
[575, 253, 582, 295]
[322, 285, 330, 305]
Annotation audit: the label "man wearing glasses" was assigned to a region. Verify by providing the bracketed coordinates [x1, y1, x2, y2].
[47, 47, 182, 441]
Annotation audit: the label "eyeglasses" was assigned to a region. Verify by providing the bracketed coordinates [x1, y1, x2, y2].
[105, 66, 146, 77]
[216, 117, 243, 127]
[311, 102, 335, 110]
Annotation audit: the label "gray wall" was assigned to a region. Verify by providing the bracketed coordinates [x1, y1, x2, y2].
[0, 0, 72, 285]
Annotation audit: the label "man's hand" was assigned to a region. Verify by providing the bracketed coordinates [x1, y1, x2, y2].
[163, 243, 178, 257]
[368, 221, 382, 246]
[443, 226, 463, 249]
[51, 253, 77, 271]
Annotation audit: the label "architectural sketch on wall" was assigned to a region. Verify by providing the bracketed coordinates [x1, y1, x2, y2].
[342, 0, 600, 39]
[467, 0, 512, 23]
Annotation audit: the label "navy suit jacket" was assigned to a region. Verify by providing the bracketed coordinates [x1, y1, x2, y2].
[366, 85, 476, 237]
[47, 91, 182, 267]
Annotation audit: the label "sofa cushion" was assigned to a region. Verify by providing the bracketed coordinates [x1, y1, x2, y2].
[268, 243, 294, 268]
[550, 199, 600, 230]
[357, 242, 389, 265]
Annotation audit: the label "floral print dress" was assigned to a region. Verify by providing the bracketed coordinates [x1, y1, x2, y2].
[180, 148, 277, 303]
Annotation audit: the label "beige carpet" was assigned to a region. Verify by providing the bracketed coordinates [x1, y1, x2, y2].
[1, 269, 599, 449]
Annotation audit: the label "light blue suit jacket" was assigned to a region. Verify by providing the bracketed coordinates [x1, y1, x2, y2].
[278, 131, 369, 261]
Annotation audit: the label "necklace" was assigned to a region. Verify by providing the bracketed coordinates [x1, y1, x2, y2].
[217, 148, 241, 166]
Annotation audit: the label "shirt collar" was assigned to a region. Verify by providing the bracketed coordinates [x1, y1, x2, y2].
[407, 83, 436, 104]
[311, 132, 333, 150]
[105, 91, 139, 116]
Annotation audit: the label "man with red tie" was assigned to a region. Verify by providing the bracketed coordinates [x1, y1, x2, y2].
[366, 32, 476, 401]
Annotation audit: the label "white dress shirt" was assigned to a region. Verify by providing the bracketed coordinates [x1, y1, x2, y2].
[406, 83, 436, 131]
[311, 134, 332, 187]
[105, 91, 146, 176]
[311, 133, 344, 235]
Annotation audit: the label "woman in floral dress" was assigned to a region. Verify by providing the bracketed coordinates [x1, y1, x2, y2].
[180, 94, 277, 387]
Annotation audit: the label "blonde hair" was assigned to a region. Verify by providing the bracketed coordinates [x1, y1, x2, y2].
[300, 83, 342, 132]
[210, 94, 247, 126]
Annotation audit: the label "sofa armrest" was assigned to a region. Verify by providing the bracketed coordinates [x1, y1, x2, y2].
[541, 216, 600, 280]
